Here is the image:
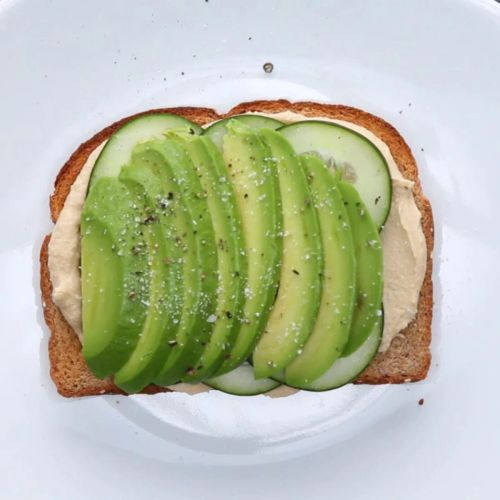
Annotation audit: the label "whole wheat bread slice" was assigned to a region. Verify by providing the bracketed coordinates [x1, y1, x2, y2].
[40, 101, 434, 397]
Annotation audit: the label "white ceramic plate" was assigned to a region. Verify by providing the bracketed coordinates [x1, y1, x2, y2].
[2, 0, 500, 498]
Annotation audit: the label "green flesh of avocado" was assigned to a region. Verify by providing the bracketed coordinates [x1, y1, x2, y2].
[252, 130, 323, 379]
[214, 121, 283, 376]
[338, 180, 383, 356]
[144, 137, 219, 386]
[204, 114, 284, 150]
[175, 134, 247, 383]
[81, 177, 150, 378]
[284, 155, 356, 387]
[111, 162, 184, 393]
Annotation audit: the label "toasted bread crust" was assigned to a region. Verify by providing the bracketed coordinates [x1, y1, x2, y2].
[40, 101, 433, 397]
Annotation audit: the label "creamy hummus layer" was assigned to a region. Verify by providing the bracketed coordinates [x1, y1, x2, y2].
[48, 143, 106, 338]
[47, 111, 427, 395]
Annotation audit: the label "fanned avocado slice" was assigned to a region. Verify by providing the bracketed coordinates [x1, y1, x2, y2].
[339, 180, 383, 355]
[146, 137, 219, 386]
[204, 114, 283, 150]
[283, 155, 356, 387]
[214, 121, 283, 376]
[173, 134, 247, 383]
[112, 163, 184, 393]
[252, 130, 323, 379]
[81, 177, 150, 378]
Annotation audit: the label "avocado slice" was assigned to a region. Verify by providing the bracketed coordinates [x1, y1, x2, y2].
[272, 313, 384, 391]
[172, 134, 247, 383]
[252, 129, 323, 379]
[111, 162, 184, 393]
[338, 180, 383, 355]
[142, 137, 219, 386]
[283, 155, 356, 387]
[214, 121, 283, 376]
[204, 114, 283, 150]
[81, 177, 150, 378]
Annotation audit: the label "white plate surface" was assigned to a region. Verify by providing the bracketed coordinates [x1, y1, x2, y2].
[1, 0, 500, 498]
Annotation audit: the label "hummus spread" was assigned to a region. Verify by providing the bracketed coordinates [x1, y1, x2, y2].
[48, 142, 106, 338]
[47, 110, 427, 395]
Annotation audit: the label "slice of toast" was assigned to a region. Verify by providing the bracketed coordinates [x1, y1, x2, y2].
[40, 101, 434, 397]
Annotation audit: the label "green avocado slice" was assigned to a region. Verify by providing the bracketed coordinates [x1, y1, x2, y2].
[214, 121, 283, 376]
[252, 130, 323, 380]
[174, 134, 247, 383]
[204, 114, 283, 150]
[338, 180, 384, 355]
[146, 138, 219, 386]
[111, 162, 184, 393]
[271, 313, 383, 391]
[284, 155, 356, 387]
[81, 177, 150, 378]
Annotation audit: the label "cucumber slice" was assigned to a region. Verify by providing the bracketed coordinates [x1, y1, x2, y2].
[205, 363, 280, 396]
[89, 114, 202, 187]
[204, 114, 283, 150]
[273, 314, 384, 391]
[279, 121, 392, 227]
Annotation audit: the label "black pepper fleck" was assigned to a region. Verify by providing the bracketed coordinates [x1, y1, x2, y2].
[263, 62, 274, 73]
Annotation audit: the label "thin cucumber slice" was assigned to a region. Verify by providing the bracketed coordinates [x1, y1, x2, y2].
[273, 314, 384, 391]
[89, 114, 202, 187]
[279, 121, 392, 227]
[205, 363, 280, 396]
[204, 114, 283, 150]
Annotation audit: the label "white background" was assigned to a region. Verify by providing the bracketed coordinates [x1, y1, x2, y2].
[1, 0, 500, 498]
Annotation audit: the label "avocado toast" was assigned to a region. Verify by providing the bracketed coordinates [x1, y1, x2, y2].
[40, 100, 434, 397]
